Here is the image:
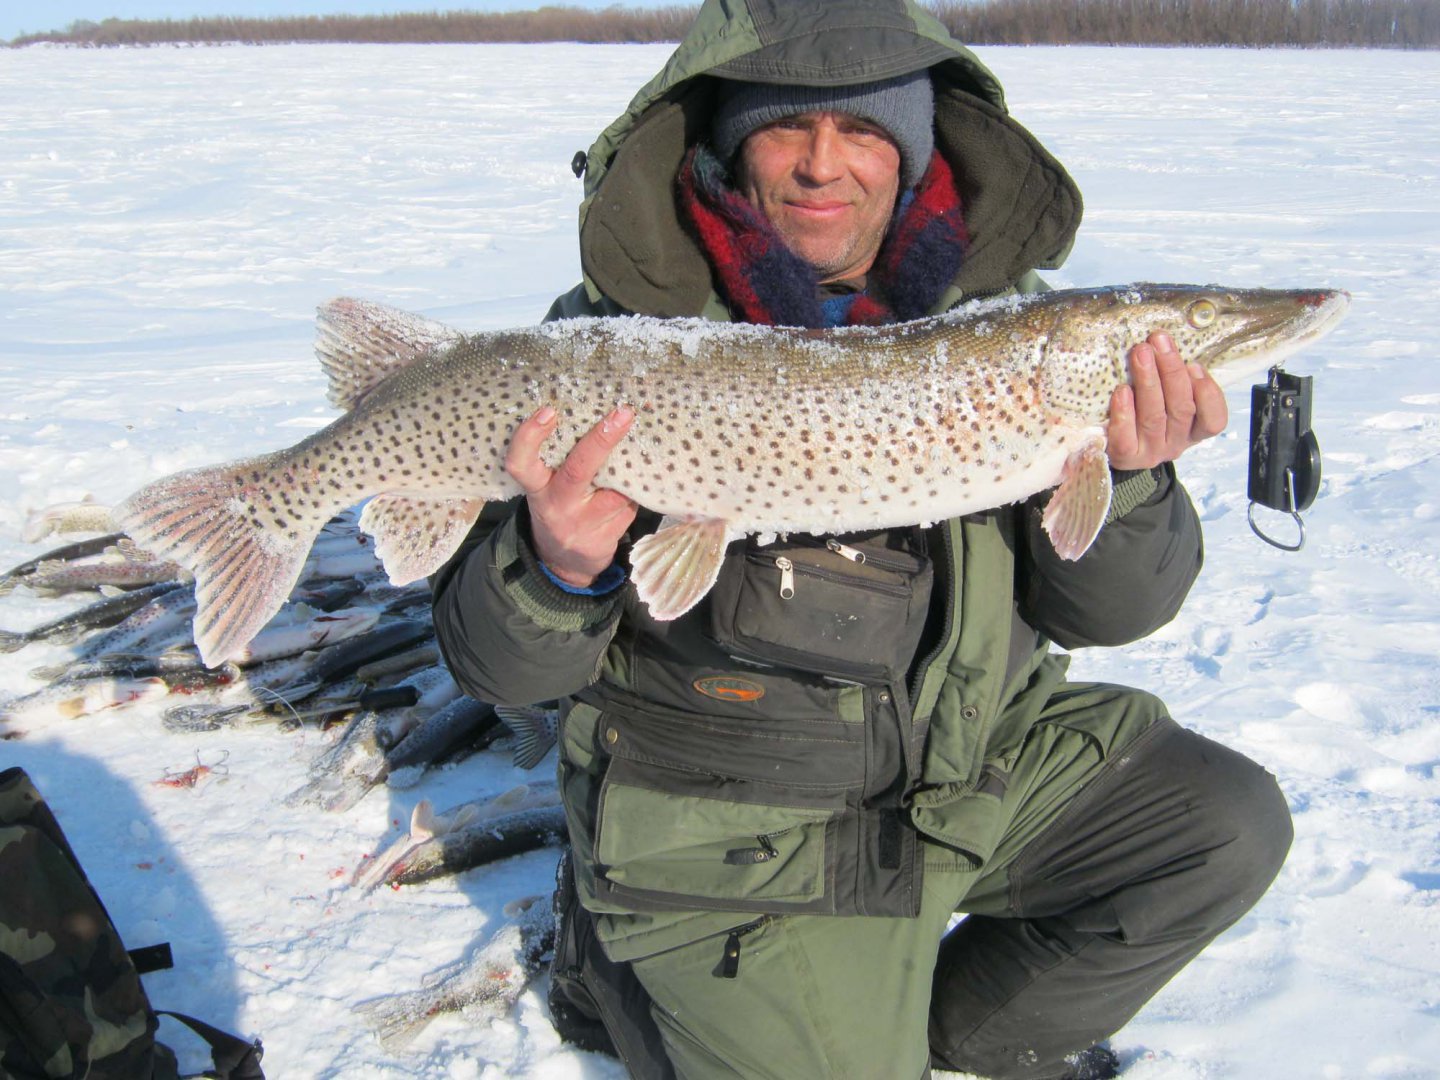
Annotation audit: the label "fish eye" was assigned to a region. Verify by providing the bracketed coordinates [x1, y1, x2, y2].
[1187, 300, 1218, 328]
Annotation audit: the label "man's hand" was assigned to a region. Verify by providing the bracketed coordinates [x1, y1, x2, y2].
[1107, 331, 1229, 470]
[506, 404, 639, 588]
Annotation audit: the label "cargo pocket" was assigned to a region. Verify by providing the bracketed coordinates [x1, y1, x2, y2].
[596, 775, 834, 905]
[588, 698, 859, 914]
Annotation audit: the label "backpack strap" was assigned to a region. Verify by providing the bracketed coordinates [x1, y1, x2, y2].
[157, 1010, 265, 1080]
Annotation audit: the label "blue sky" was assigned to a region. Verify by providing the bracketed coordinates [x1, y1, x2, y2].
[2, 0, 674, 43]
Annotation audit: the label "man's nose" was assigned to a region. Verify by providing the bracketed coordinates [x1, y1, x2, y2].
[795, 122, 845, 184]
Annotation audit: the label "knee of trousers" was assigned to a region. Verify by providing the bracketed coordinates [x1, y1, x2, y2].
[1133, 725, 1295, 936]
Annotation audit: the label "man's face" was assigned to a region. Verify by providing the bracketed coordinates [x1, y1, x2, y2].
[734, 111, 902, 284]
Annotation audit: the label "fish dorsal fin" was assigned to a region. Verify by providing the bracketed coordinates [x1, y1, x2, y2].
[358, 493, 486, 587]
[628, 516, 733, 621]
[314, 298, 464, 411]
[1041, 437, 1113, 560]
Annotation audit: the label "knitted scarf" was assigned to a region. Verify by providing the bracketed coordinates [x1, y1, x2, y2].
[676, 143, 969, 328]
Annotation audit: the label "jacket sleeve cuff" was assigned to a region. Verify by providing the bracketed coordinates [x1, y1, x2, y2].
[493, 509, 625, 633]
[539, 559, 627, 596]
[1105, 465, 1167, 524]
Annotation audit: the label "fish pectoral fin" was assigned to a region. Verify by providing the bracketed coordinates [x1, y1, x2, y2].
[409, 798, 438, 841]
[483, 783, 532, 815]
[1041, 438, 1113, 561]
[314, 298, 464, 411]
[359, 493, 486, 587]
[628, 517, 732, 621]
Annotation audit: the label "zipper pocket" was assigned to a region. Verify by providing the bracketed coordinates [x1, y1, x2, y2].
[747, 549, 912, 601]
[824, 537, 928, 575]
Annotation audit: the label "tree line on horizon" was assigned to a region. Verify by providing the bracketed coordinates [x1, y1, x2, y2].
[7, 0, 1437, 48]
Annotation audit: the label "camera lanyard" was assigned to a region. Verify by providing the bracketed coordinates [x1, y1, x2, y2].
[1247, 365, 1321, 552]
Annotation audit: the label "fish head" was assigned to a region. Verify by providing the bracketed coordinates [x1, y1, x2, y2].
[1040, 284, 1350, 420]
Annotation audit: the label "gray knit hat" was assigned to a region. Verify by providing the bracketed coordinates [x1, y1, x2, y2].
[711, 71, 935, 189]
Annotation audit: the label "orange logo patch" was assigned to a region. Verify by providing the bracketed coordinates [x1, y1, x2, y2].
[693, 676, 766, 703]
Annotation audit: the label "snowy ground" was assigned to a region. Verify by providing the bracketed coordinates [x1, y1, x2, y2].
[1, 42, 1438, 1079]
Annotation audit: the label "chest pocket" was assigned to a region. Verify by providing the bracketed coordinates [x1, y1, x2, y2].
[706, 531, 933, 685]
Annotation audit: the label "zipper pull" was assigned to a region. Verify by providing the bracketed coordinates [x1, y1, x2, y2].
[775, 556, 795, 599]
[723, 833, 778, 865]
[826, 538, 866, 563]
[720, 929, 742, 978]
[717, 918, 767, 980]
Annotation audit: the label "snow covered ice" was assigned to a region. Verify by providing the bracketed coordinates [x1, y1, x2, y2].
[2, 42, 1439, 1078]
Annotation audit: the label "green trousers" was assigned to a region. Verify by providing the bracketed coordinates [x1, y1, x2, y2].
[617, 687, 1292, 1080]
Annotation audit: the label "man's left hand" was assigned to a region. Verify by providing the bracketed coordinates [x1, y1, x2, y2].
[1106, 331, 1229, 470]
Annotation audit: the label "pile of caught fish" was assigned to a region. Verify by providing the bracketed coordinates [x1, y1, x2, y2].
[0, 500, 566, 1047]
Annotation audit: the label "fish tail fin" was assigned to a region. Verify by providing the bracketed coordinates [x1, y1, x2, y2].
[351, 986, 438, 1051]
[115, 459, 325, 667]
[494, 704, 558, 770]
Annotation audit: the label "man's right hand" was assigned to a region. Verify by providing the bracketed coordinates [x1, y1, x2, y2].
[505, 404, 639, 589]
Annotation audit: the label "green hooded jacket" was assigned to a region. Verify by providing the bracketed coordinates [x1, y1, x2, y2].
[432, 0, 1202, 962]
[556, 0, 1080, 320]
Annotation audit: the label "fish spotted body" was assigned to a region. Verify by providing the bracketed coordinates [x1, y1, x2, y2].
[116, 284, 1349, 666]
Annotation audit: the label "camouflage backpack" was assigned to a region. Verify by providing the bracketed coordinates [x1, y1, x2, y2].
[0, 767, 264, 1080]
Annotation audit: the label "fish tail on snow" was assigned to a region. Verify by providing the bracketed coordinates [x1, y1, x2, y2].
[0, 629, 31, 654]
[114, 454, 330, 668]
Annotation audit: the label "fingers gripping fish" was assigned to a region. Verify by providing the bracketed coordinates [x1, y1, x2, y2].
[115, 285, 1349, 667]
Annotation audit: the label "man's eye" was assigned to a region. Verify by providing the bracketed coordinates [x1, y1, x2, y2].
[841, 123, 887, 141]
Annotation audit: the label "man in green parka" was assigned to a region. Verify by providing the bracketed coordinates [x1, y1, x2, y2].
[432, 2, 1294, 1077]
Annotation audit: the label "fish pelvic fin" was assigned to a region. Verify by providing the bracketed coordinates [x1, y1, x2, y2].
[315, 298, 464, 411]
[115, 460, 323, 667]
[1042, 438, 1113, 561]
[629, 516, 732, 621]
[359, 493, 486, 587]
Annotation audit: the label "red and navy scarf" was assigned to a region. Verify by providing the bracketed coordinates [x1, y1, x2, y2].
[676, 143, 969, 328]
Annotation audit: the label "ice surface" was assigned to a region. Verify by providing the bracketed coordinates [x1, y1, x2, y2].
[1, 42, 1438, 1078]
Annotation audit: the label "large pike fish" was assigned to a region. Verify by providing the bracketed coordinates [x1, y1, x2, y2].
[117, 285, 1348, 666]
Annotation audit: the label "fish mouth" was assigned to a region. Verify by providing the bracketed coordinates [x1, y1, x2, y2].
[1198, 289, 1350, 373]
